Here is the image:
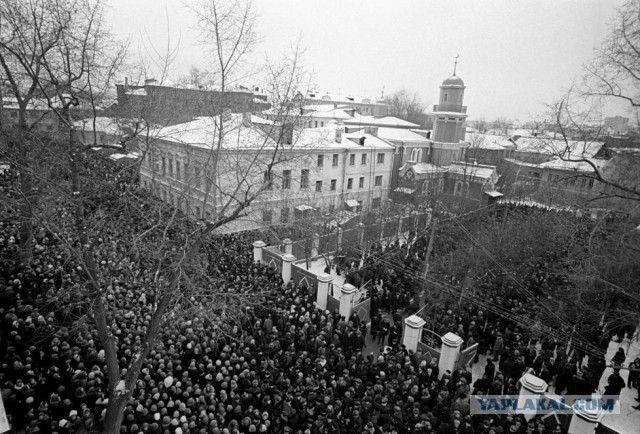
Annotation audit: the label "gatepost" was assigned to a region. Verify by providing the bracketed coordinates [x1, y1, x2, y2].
[281, 254, 296, 287]
[403, 315, 426, 353]
[311, 233, 320, 257]
[252, 241, 266, 263]
[568, 403, 603, 434]
[337, 227, 343, 251]
[282, 238, 293, 255]
[357, 223, 365, 246]
[439, 332, 464, 379]
[517, 373, 548, 421]
[316, 273, 333, 310]
[339, 283, 357, 320]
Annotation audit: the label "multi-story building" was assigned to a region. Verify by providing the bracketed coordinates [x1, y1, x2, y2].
[139, 113, 395, 231]
[294, 91, 389, 116]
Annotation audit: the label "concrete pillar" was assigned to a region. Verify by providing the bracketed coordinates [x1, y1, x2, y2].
[339, 283, 357, 320]
[282, 238, 293, 255]
[568, 403, 603, 434]
[337, 228, 343, 251]
[403, 315, 426, 353]
[397, 216, 403, 239]
[253, 241, 266, 263]
[316, 273, 333, 310]
[438, 332, 464, 379]
[517, 373, 549, 421]
[311, 233, 320, 257]
[281, 254, 296, 287]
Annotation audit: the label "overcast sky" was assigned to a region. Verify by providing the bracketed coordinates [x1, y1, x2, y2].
[107, 0, 627, 123]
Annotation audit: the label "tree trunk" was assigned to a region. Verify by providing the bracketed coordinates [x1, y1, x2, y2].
[17, 114, 33, 265]
[101, 393, 128, 434]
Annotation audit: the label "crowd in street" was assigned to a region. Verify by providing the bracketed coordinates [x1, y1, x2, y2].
[0, 169, 633, 434]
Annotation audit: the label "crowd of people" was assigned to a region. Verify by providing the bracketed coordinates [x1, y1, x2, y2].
[0, 160, 633, 434]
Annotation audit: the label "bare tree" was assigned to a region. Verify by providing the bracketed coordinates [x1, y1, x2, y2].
[582, 0, 640, 109]
[385, 88, 429, 127]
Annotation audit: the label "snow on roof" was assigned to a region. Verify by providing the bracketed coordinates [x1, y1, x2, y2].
[305, 108, 353, 120]
[109, 152, 140, 161]
[147, 114, 276, 150]
[513, 136, 603, 158]
[447, 162, 497, 180]
[344, 114, 419, 128]
[294, 125, 393, 151]
[74, 117, 128, 135]
[538, 158, 607, 173]
[465, 133, 509, 150]
[377, 127, 430, 143]
[250, 115, 274, 125]
[303, 92, 386, 106]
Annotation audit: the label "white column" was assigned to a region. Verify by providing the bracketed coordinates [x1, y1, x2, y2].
[568, 404, 603, 434]
[311, 233, 320, 257]
[339, 283, 357, 320]
[438, 332, 464, 379]
[517, 373, 549, 421]
[403, 315, 426, 353]
[337, 228, 343, 251]
[282, 238, 293, 255]
[316, 273, 333, 310]
[281, 254, 296, 287]
[253, 241, 266, 263]
[357, 223, 365, 246]
[397, 216, 403, 239]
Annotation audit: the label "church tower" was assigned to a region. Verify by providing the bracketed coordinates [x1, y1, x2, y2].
[431, 61, 468, 166]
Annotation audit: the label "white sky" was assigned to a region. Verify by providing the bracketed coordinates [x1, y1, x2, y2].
[106, 0, 628, 123]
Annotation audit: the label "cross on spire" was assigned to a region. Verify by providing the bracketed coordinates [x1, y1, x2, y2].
[453, 54, 459, 76]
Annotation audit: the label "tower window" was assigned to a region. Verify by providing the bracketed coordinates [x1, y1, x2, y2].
[444, 93, 448, 102]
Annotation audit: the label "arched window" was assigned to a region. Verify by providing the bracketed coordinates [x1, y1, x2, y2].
[444, 93, 448, 102]
[410, 148, 423, 162]
[454, 180, 464, 196]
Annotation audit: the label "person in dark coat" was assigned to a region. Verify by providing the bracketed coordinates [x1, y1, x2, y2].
[604, 369, 625, 398]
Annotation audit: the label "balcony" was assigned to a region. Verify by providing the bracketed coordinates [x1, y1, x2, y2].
[433, 104, 467, 113]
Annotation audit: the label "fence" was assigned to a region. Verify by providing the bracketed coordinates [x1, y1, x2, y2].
[262, 246, 285, 273]
[454, 343, 479, 371]
[291, 262, 319, 289]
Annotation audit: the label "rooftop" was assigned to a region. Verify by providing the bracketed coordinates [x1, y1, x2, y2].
[344, 114, 419, 128]
[377, 127, 430, 143]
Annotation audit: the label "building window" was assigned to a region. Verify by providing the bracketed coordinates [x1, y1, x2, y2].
[580, 178, 587, 188]
[314, 121, 318, 128]
[444, 93, 448, 102]
[264, 170, 273, 190]
[329, 204, 335, 214]
[588, 179, 594, 188]
[438, 179, 444, 193]
[375, 176, 382, 187]
[320, 122, 324, 127]
[349, 154, 355, 165]
[195, 206, 201, 217]
[161, 157, 166, 175]
[262, 210, 272, 223]
[300, 169, 309, 189]
[454, 180, 463, 196]
[315, 180, 322, 192]
[410, 148, 422, 162]
[330, 179, 337, 191]
[332, 154, 339, 167]
[422, 180, 430, 196]
[281, 207, 289, 224]
[361, 154, 367, 165]
[175, 161, 180, 180]
[168, 158, 173, 177]
[372, 198, 381, 209]
[194, 166, 201, 189]
[347, 178, 353, 189]
[359, 177, 365, 188]
[282, 170, 291, 189]
[162, 190, 167, 202]
[317, 154, 324, 167]
[377, 153, 385, 164]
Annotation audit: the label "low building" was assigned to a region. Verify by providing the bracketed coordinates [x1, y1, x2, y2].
[139, 114, 395, 231]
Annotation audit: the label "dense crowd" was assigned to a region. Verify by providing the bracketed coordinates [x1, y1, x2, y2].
[0, 164, 632, 434]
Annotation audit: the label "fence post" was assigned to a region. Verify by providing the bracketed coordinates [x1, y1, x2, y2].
[517, 373, 549, 421]
[283, 238, 293, 255]
[438, 332, 464, 379]
[568, 403, 604, 434]
[339, 283, 357, 320]
[311, 233, 320, 257]
[316, 273, 333, 310]
[252, 241, 266, 263]
[281, 254, 296, 287]
[403, 314, 426, 353]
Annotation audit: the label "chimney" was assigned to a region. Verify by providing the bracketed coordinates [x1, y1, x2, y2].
[359, 137, 366, 146]
[242, 112, 252, 126]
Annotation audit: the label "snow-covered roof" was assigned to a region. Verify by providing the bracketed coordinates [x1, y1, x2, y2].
[538, 158, 607, 173]
[302, 92, 386, 106]
[291, 125, 394, 151]
[447, 162, 497, 180]
[305, 108, 353, 120]
[146, 114, 276, 150]
[513, 136, 603, 158]
[377, 127, 430, 143]
[74, 117, 128, 135]
[344, 115, 419, 128]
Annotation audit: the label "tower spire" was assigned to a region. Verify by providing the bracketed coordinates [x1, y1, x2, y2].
[453, 54, 459, 76]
